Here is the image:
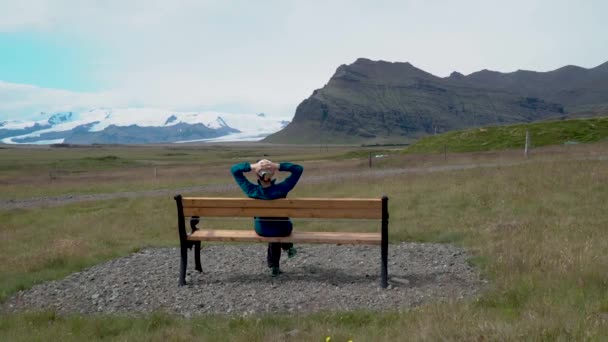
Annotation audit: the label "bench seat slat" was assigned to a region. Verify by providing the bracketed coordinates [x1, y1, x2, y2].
[183, 207, 381, 219]
[182, 197, 382, 210]
[187, 229, 381, 245]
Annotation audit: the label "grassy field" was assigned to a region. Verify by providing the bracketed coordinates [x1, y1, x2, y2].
[1, 142, 607, 340]
[0, 144, 377, 200]
[406, 116, 608, 154]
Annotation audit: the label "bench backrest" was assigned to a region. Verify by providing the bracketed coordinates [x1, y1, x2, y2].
[178, 197, 383, 219]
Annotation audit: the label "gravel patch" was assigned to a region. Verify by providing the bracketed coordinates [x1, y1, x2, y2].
[2, 243, 485, 317]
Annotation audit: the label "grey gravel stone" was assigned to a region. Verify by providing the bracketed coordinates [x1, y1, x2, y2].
[391, 277, 410, 285]
[2, 243, 484, 317]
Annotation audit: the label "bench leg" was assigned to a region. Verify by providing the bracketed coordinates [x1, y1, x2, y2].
[381, 241, 388, 288]
[194, 242, 202, 272]
[179, 245, 188, 286]
[380, 195, 389, 288]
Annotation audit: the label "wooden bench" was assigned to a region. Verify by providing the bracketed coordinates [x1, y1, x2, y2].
[173, 195, 389, 288]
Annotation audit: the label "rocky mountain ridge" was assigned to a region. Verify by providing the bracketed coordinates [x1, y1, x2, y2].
[265, 58, 608, 143]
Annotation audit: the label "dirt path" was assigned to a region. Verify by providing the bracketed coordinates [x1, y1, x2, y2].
[1, 184, 238, 210]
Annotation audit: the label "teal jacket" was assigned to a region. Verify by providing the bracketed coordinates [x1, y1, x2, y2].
[230, 162, 303, 236]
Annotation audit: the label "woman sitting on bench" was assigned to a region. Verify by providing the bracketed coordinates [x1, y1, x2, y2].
[230, 159, 304, 277]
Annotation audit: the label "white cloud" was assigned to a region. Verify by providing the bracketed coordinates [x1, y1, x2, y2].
[1, 0, 607, 120]
[0, 81, 127, 120]
[0, 80, 294, 122]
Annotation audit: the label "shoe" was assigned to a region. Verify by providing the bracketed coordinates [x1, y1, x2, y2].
[190, 216, 200, 230]
[271, 266, 282, 277]
[287, 247, 297, 258]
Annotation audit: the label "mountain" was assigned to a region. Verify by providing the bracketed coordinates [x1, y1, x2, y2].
[10, 122, 237, 144]
[463, 62, 608, 109]
[1, 108, 290, 144]
[47, 112, 74, 125]
[0, 122, 52, 140]
[265, 58, 608, 144]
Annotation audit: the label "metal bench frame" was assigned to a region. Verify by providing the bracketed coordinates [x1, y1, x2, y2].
[174, 195, 389, 288]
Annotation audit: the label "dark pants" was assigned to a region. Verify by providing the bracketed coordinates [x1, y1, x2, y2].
[255, 217, 293, 268]
[267, 243, 293, 268]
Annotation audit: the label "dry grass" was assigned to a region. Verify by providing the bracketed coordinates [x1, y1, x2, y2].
[0, 144, 367, 199]
[1, 142, 607, 340]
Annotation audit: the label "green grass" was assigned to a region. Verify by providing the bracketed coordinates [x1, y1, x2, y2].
[0, 144, 373, 200]
[0, 144, 405, 201]
[406, 116, 608, 153]
[0, 310, 412, 341]
[1, 144, 607, 340]
[0, 173, 229, 201]
[0, 198, 177, 302]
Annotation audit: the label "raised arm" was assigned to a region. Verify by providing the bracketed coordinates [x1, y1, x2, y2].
[275, 162, 303, 193]
[230, 162, 257, 195]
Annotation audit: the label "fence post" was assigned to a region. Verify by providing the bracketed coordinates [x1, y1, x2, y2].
[524, 130, 530, 158]
[369, 152, 372, 168]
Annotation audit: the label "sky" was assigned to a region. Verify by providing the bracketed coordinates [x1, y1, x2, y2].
[1, 0, 607, 121]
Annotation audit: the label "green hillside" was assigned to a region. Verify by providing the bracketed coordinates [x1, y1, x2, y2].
[406, 117, 608, 153]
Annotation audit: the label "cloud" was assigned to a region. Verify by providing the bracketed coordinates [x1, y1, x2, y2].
[1, 0, 607, 121]
[0, 79, 296, 121]
[0, 81, 127, 120]
[0, 1, 319, 117]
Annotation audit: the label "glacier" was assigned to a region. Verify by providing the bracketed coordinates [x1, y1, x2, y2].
[0, 108, 290, 144]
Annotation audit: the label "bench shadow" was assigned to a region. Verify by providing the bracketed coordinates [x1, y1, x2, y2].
[189, 265, 378, 286]
[188, 266, 465, 288]
[391, 272, 467, 288]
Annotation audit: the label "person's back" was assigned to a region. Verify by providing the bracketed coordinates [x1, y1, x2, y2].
[231, 159, 303, 276]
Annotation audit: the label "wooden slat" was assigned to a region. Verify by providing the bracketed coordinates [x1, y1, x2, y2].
[183, 207, 381, 219]
[182, 197, 381, 210]
[187, 230, 381, 245]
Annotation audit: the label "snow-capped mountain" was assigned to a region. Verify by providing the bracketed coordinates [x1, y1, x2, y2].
[47, 112, 74, 125]
[0, 108, 291, 144]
